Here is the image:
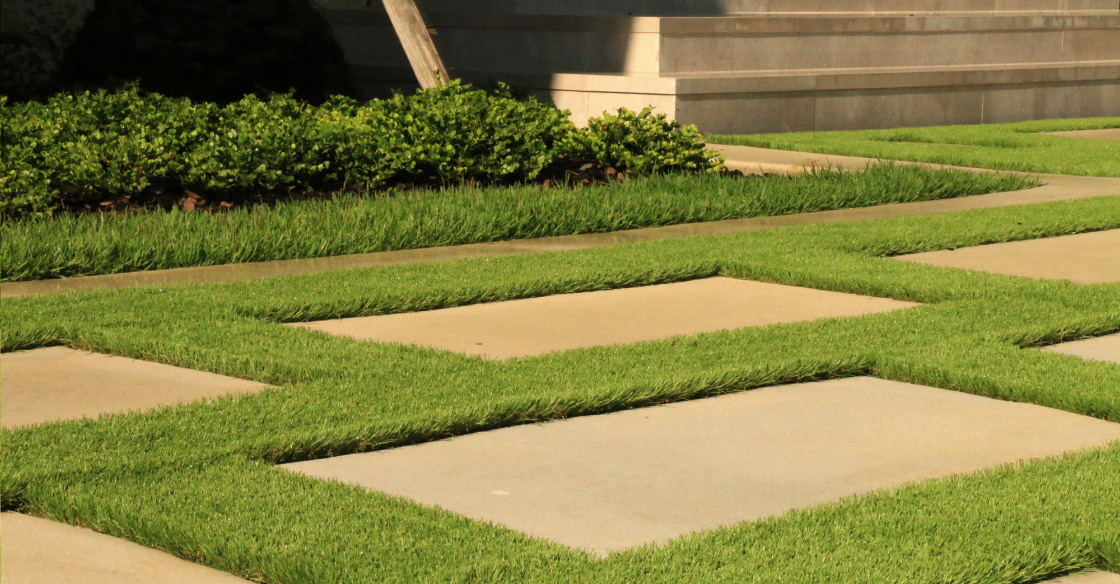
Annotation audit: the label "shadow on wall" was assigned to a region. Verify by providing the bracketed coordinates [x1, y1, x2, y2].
[50, 0, 355, 103]
[325, 0, 728, 103]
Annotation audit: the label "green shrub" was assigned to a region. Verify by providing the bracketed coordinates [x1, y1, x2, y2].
[562, 107, 723, 175]
[317, 82, 575, 189]
[0, 89, 213, 216]
[184, 94, 331, 194]
[0, 150, 55, 220]
[1, 84, 719, 221]
[368, 81, 575, 183]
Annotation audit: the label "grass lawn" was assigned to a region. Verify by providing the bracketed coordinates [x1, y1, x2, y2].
[709, 118, 1120, 178]
[0, 165, 1032, 282]
[3, 194, 1119, 583]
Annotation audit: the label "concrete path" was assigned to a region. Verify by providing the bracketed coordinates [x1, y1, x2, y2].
[1046, 572, 1120, 584]
[0, 512, 251, 584]
[4, 146, 1118, 300]
[281, 377, 1120, 555]
[1043, 334, 1120, 366]
[714, 143, 879, 175]
[290, 277, 918, 359]
[1041, 129, 1120, 141]
[893, 229, 1120, 284]
[0, 347, 273, 429]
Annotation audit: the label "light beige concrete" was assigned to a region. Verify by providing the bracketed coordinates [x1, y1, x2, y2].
[1045, 572, 1120, 584]
[3, 163, 1116, 299]
[330, 2, 1120, 132]
[0, 346, 272, 429]
[281, 376, 1120, 555]
[715, 143, 887, 173]
[894, 229, 1120, 284]
[1043, 333, 1120, 365]
[0, 512, 251, 584]
[1042, 128, 1120, 140]
[289, 277, 919, 359]
[333, 0, 1119, 16]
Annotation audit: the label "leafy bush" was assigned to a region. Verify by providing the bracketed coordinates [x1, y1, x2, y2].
[1, 84, 719, 220]
[563, 107, 722, 174]
[370, 82, 574, 183]
[320, 82, 574, 189]
[183, 94, 330, 194]
[0, 90, 213, 217]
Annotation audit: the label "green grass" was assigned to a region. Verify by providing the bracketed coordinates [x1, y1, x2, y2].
[0, 164, 1034, 282]
[710, 118, 1120, 177]
[2, 195, 1119, 583]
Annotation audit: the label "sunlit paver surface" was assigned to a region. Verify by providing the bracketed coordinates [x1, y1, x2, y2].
[1041, 129, 1120, 141]
[1, 347, 272, 429]
[0, 512, 251, 584]
[290, 277, 919, 359]
[894, 230, 1120, 284]
[1043, 333, 1120, 366]
[282, 377, 1120, 555]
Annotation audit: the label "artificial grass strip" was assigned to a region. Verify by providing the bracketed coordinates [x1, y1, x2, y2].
[0, 164, 1033, 282]
[3, 196, 1120, 583]
[710, 117, 1120, 177]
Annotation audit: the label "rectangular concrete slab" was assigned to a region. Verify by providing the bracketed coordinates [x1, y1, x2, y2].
[1043, 333, 1120, 365]
[0, 512, 251, 584]
[893, 229, 1120, 284]
[1045, 572, 1120, 584]
[289, 277, 920, 359]
[0, 347, 273, 429]
[281, 377, 1120, 555]
[1041, 128, 1120, 141]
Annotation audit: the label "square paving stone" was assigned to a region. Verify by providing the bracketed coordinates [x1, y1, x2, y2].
[0, 512, 251, 584]
[0, 346, 273, 429]
[281, 377, 1120, 555]
[1043, 333, 1120, 366]
[288, 277, 920, 359]
[893, 230, 1120, 284]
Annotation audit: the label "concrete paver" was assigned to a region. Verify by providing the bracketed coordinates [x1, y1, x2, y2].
[716, 143, 882, 174]
[893, 229, 1120, 284]
[1041, 129, 1120, 141]
[1045, 572, 1120, 584]
[289, 277, 919, 359]
[281, 377, 1120, 555]
[0, 512, 251, 584]
[1043, 333, 1120, 366]
[0, 346, 273, 429]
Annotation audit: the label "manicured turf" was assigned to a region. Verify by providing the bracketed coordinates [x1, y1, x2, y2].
[710, 118, 1120, 177]
[0, 165, 1033, 282]
[3, 195, 1119, 583]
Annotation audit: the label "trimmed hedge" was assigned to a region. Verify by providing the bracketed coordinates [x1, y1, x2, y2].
[0, 83, 721, 220]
